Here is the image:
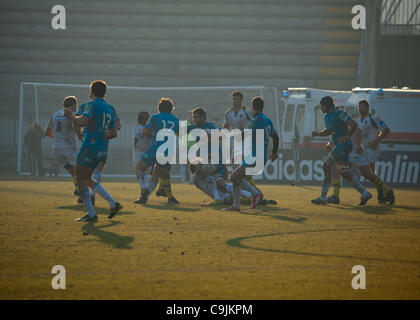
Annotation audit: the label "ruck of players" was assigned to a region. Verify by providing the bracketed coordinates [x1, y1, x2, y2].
[45, 81, 396, 222]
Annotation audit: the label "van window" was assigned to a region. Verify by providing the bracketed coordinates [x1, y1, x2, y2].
[284, 104, 295, 132]
[295, 104, 305, 139]
[315, 105, 325, 131]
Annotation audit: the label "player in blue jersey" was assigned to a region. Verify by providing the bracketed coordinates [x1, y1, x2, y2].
[134, 97, 180, 205]
[222, 96, 279, 212]
[74, 100, 121, 205]
[311, 96, 372, 205]
[64, 80, 122, 221]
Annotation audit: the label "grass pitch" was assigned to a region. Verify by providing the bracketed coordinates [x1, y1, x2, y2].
[0, 179, 420, 299]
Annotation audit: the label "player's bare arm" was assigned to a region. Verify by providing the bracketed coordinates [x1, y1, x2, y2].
[64, 108, 89, 127]
[141, 126, 153, 136]
[104, 127, 117, 140]
[370, 126, 390, 150]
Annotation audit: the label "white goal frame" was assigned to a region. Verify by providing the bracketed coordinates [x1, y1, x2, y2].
[18, 82, 280, 178]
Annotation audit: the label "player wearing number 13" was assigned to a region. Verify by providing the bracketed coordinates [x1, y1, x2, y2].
[64, 80, 122, 222]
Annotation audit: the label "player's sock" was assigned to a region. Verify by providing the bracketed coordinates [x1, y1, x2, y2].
[246, 176, 257, 189]
[92, 182, 116, 209]
[161, 179, 174, 198]
[73, 176, 77, 188]
[92, 170, 101, 183]
[80, 188, 95, 217]
[137, 173, 147, 190]
[240, 179, 260, 196]
[332, 178, 341, 198]
[157, 179, 164, 191]
[372, 176, 391, 194]
[232, 184, 240, 209]
[204, 176, 221, 200]
[321, 182, 330, 199]
[351, 175, 365, 193]
[146, 180, 158, 194]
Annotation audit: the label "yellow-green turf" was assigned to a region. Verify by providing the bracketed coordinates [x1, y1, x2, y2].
[0, 180, 419, 299]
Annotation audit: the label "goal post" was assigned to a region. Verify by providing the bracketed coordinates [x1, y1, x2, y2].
[18, 82, 280, 178]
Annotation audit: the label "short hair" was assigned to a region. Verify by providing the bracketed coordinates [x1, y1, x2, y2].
[90, 80, 107, 98]
[359, 99, 370, 108]
[158, 97, 175, 113]
[138, 111, 150, 125]
[251, 96, 264, 112]
[192, 107, 206, 119]
[63, 96, 77, 107]
[320, 96, 335, 110]
[231, 90, 243, 100]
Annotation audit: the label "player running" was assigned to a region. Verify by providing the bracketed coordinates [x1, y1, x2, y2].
[356, 99, 392, 203]
[45, 96, 80, 198]
[311, 96, 372, 205]
[222, 96, 279, 212]
[74, 99, 121, 205]
[134, 97, 180, 205]
[64, 80, 122, 221]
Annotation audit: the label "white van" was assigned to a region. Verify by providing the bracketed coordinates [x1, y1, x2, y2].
[279, 88, 352, 150]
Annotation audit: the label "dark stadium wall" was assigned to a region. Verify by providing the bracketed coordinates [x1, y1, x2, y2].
[376, 36, 420, 89]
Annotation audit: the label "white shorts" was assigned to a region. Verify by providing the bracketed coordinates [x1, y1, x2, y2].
[133, 151, 143, 167]
[53, 146, 78, 166]
[349, 149, 369, 168]
[364, 148, 380, 164]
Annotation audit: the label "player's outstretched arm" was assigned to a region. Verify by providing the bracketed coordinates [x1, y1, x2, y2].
[312, 128, 330, 137]
[64, 108, 89, 127]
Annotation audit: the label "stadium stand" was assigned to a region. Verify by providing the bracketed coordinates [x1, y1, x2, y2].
[0, 0, 362, 172]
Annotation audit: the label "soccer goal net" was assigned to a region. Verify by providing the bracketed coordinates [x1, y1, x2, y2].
[18, 82, 280, 179]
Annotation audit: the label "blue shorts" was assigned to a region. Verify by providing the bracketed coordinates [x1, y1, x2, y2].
[331, 142, 352, 163]
[77, 146, 107, 169]
[141, 144, 169, 168]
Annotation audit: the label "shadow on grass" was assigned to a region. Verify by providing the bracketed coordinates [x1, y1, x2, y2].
[202, 203, 306, 223]
[80, 220, 134, 249]
[336, 203, 396, 215]
[141, 203, 201, 213]
[57, 205, 136, 216]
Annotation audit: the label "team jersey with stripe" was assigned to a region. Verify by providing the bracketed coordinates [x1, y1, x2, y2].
[47, 109, 77, 149]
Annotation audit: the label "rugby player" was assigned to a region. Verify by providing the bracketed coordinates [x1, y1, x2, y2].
[64, 80, 122, 221]
[222, 96, 279, 212]
[311, 96, 372, 205]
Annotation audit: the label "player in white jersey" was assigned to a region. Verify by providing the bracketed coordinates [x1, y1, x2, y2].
[45, 96, 80, 197]
[355, 99, 391, 202]
[189, 158, 252, 205]
[133, 111, 154, 197]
